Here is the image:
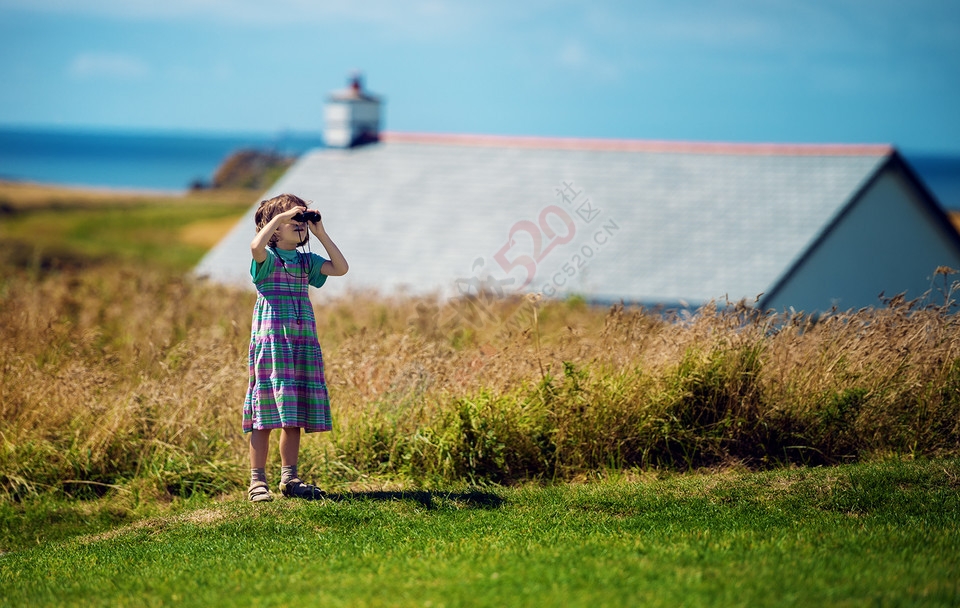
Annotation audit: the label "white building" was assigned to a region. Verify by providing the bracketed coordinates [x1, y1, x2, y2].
[322, 73, 382, 149]
[195, 82, 960, 313]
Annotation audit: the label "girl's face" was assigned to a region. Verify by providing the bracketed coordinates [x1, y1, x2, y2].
[273, 206, 308, 250]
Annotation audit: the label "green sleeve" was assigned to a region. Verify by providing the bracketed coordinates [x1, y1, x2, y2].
[250, 249, 275, 283]
[308, 253, 329, 288]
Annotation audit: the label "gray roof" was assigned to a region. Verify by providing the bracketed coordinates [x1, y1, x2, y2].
[194, 133, 892, 305]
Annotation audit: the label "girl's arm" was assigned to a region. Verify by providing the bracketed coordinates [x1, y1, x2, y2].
[250, 207, 301, 263]
[306, 213, 349, 276]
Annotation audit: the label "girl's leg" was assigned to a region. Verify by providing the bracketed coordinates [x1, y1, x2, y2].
[249, 429, 271, 469]
[279, 427, 301, 467]
[277, 427, 322, 499]
[248, 429, 273, 502]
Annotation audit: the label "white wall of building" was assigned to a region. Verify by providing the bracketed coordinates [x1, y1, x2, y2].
[763, 166, 960, 312]
[323, 100, 381, 148]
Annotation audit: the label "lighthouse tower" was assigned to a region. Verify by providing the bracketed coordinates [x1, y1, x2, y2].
[323, 72, 383, 148]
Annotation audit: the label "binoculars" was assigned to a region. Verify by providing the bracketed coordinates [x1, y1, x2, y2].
[293, 210, 322, 223]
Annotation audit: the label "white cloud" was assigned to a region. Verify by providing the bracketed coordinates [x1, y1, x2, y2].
[558, 40, 587, 69]
[67, 52, 150, 80]
[557, 40, 620, 82]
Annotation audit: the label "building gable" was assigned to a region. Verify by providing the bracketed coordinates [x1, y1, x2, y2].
[760, 153, 960, 312]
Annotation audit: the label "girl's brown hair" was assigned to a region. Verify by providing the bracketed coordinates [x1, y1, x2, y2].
[254, 193, 309, 247]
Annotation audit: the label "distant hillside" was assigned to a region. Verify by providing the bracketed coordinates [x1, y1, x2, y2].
[204, 149, 294, 190]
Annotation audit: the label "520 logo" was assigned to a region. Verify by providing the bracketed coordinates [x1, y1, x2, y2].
[493, 204, 576, 289]
[414, 181, 621, 338]
[464, 180, 620, 298]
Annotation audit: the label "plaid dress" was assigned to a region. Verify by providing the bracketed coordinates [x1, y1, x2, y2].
[243, 247, 331, 433]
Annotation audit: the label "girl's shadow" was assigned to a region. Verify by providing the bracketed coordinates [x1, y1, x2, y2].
[321, 489, 504, 510]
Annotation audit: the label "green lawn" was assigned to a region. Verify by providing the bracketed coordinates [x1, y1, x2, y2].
[0, 190, 250, 272]
[2, 459, 958, 607]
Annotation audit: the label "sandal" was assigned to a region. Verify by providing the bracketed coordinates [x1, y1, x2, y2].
[248, 480, 274, 502]
[279, 477, 325, 500]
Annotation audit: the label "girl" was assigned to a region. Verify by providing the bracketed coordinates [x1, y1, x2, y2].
[244, 193, 348, 502]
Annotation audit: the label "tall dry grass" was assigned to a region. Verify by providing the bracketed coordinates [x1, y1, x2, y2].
[2, 258, 959, 500]
[0, 260, 250, 500]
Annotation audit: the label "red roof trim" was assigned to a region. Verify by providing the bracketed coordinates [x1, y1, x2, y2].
[380, 131, 893, 157]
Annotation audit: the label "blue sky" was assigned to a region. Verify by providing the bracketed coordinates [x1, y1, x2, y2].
[1, 0, 959, 154]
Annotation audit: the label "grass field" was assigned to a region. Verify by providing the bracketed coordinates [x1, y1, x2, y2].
[0, 180, 250, 272]
[1, 182, 959, 606]
[2, 459, 958, 607]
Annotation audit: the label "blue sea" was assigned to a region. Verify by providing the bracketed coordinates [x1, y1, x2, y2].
[0, 126, 324, 193]
[906, 154, 960, 211]
[1, 126, 959, 209]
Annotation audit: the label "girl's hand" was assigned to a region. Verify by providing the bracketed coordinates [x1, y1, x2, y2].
[251, 207, 311, 262]
[276, 207, 303, 224]
[310, 214, 348, 277]
[304, 209, 326, 233]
